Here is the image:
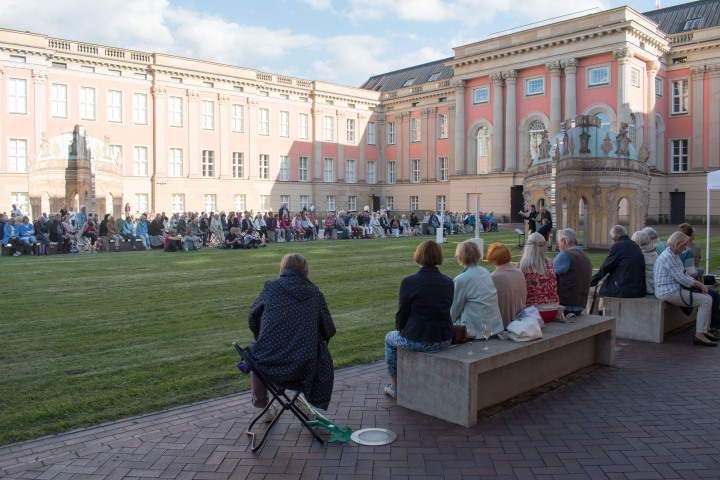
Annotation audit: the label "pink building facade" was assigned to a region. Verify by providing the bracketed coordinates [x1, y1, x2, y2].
[1, 1, 719, 224]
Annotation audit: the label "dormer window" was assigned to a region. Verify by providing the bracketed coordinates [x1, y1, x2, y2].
[683, 18, 702, 30]
[428, 72, 440, 82]
[403, 78, 415, 87]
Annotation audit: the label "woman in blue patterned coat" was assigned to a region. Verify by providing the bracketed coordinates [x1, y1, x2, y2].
[244, 253, 336, 421]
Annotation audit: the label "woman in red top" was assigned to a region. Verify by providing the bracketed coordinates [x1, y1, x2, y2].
[518, 232, 559, 322]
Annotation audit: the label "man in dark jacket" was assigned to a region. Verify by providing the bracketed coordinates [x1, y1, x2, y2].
[554, 228, 593, 315]
[34, 216, 51, 252]
[590, 225, 646, 298]
[49, 214, 69, 254]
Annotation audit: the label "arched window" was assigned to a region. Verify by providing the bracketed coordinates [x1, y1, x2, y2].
[628, 114, 636, 146]
[596, 113, 610, 130]
[529, 120, 546, 158]
[74, 193, 80, 213]
[618, 197, 630, 226]
[477, 127, 489, 174]
[537, 198, 546, 208]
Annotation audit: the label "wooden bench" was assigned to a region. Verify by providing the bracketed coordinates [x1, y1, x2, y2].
[397, 314, 615, 428]
[599, 295, 697, 343]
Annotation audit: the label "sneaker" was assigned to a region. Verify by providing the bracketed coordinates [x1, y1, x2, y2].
[384, 384, 397, 399]
[13, 252, 21, 257]
[262, 404, 278, 423]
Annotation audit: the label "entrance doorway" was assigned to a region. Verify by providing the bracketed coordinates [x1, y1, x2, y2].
[510, 186, 524, 223]
[670, 192, 685, 224]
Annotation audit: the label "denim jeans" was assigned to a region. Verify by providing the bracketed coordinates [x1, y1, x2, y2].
[384, 330, 452, 377]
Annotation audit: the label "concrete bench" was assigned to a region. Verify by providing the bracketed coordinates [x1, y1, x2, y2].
[599, 295, 697, 343]
[397, 314, 615, 428]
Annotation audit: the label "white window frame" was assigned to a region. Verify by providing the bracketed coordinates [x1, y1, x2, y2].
[387, 121, 396, 145]
[259, 195, 269, 212]
[232, 152, 244, 179]
[133, 93, 148, 125]
[367, 121, 376, 145]
[300, 195, 309, 211]
[169, 148, 183, 178]
[279, 155, 290, 181]
[107, 89, 122, 122]
[232, 104, 244, 132]
[473, 87, 489, 104]
[436, 195, 446, 212]
[655, 77, 664, 98]
[348, 196, 357, 212]
[135, 193, 148, 214]
[202, 150, 215, 178]
[671, 79, 690, 115]
[326, 195, 335, 211]
[259, 108, 269, 135]
[235, 194, 246, 212]
[411, 117, 420, 143]
[525, 76, 545, 97]
[410, 196, 419, 211]
[439, 114, 448, 139]
[51, 83, 68, 118]
[79, 86, 96, 120]
[346, 159, 356, 183]
[280, 195, 291, 211]
[10, 192, 30, 215]
[346, 118, 356, 143]
[324, 116, 334, 141]
[670, 138, 689, 173]
[411, 158, 421, 183]
[324, 157, 335, 183]
[204, 194, 217, 212]
[258, 154, 269, 180]
[201, 100, 214, 129]
[386, 196, 394, 210]
[279, 110, 290, 137]
[387, 160, 396, 184]
[586, 64, 611, 87]
[298, 156, 309, 182]
[8, 78, 28, 115]
[367, 161, 377, 184]
[171, 194, 185, 213]
[298, 113, 309, 139]
[631, 67, 641, 88]
[439, 156, 449, 182]
[8, 139, 28, 173]
[133, 146, 148, 177]
[169, 96, 183, 127]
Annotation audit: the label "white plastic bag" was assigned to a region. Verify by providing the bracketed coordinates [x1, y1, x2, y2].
[515, 305, 545, 328]
[506, 318, 543, 342]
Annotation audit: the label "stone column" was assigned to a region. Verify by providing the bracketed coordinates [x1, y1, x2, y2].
[503, 70, 518, 172]
[151, 86, 166, 178]
[33, 70, 47, 172]
[427, 108, 437, 181]
[400, 112, 410, 182]
[709, 64, 720, 170]
[547, 61, 562, 136]
[490, 72, 504, 172]
[421, 109, 429, 181]
[614, 48, 633, 127]
[691, 66, 706, 171]
[247, 98, 258, 179]
[218, 94, 230, 179]
[563, 58, 578, 120]
[337, 111, 345, 182]
[358, 114, 366, 183]
[448, 104, 456, 176]
[646, 61, 660, 170]
[312, 106, 323, 181]
[187, 90, 200, 178]
[454, 80, 466, 175]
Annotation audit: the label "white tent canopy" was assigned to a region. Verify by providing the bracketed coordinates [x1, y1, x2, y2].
[706, 171, 720, 273]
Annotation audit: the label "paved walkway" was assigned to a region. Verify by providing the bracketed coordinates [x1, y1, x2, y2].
[2, 326, 720, 480]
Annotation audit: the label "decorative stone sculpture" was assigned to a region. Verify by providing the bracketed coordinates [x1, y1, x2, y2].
[579, 128, 591, 154]
[538, 130, 551, 160]
[601, 133, 613, 157]
[615, 123, 631, 156]
[637, 142, 650, 163]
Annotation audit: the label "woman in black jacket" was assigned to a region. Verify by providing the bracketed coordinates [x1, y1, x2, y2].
[384, 240, 454, 399]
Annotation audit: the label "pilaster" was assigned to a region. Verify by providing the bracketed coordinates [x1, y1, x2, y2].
[151, 86, 167, 178]
[358, 114, 367, 183]
[563, 59, 578, 120]
[614, 48, 633, 127]
[503, 70, 518, 172]
[546, 61, 562, 136]
[454, 80, 466, 175]
[312, 106, 323, 181]
[426, 108, 437, 181]
[33, 70, 48, 174]
[708, 64, 720, 170]
[187, 89, 200, 178]
[337, 110, 345, 182]
[646, 61, 660, 170]
[448, 104, 457, 176]
[218, 93, 230, 179]
[490, 72, 504, 172]
[247, 97, 258, 179]
[421, 109, 429, 181]
[400, 111, 410, 182]
[378, 118, 386, 184]
[691, 66, 705, 171]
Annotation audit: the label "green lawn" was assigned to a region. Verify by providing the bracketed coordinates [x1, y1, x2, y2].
[1, 232, 719, 445]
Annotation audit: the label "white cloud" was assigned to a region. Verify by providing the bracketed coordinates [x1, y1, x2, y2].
[299, 0, 333, 10]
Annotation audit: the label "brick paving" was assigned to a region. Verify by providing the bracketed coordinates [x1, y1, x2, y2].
[3, 327, 720, 480]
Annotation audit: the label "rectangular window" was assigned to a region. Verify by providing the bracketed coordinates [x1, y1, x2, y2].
[135, 193, 148, 214]
[298, 113, 309, 139]
[367, 121, 376, 145]
[473, 87, 489, 104]
[526, 77, 545, 96]
[203, 81, 214, 88]
[387, 121, 396, 145]
[201, 100, 214, 129]
[326, 196, 335, 211]
[10, 192, 29, 215]
[410, 196, 419, 211]
[324, 157, 335, 182]
[346, 118, 356, 143]
[348, 196, 357, 211]
[671, 139, 689, 172]
[439, 156, 449, 181]
[108, 69, 121, 76]
[169, 96, 183, 127]
[324, 116, 334, 141]
[259, 195, 269, 212]
[411, 117, 420, 142]
[133, 93, 147, 124]
[279, 155, 290, 181]
[110, 145, 122, 163]
[346, 159, 356, 183]
[280, 110, 290, 137]
[588, 66, 609, 86]
[631, 68, 640, 87]
[81, 65, 95, 73]
[8, 78, 27, 114]
[133, 146, 148, 176]
[10, 55, 26, 63]
[671, 79, 689, 115]
[300, 195, 309, 211]
[232, 104, 244, 132]
[8, 139, 28, 173]
[386, 196, 394, 210]
[51, 84, 68, 118]
[232, 152, 244, 179]
[204, 194, 216, 212]
[439, 114, 448, 139]
[367, 161, 377, 184]
[387, 161, 396, 184]
[202, 150, 215, 178]
[258, 154, 269, 180]
[169, 148, 183, 177]
[235, 194, 246, 212]
[655, 77, 663, 98]
[170, 77, 182, 84]
[134, 73, 147, 80]
[411, 159, 421, 183]
[298, 156, 309, 181]
[280, 195, 290, 211]
[171, 194, 184, 213]
[436, 195, 446, 212]
[107, 90, 122, 122]
[259, 108, 269, 135]
[80, 87, 95, 120]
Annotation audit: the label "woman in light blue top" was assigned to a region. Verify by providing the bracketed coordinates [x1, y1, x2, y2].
[18, 216, 37, 245]
[450, 240, 504, 336]
[135, 214, 151, 250]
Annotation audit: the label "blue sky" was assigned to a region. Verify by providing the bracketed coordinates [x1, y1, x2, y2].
[0, 0, 690, 87]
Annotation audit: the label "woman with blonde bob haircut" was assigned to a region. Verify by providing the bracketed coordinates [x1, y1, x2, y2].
[518, 232, 560, 322]
[450, 241, 504, 337]
[383, 240, 454, 399]
[487, 243, 527, 327]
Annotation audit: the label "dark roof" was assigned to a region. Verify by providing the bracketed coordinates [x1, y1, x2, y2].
[642, 0, 720, 35]
[359, 57, 454, 92]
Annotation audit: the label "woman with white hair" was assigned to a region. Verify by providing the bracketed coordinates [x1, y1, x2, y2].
[643, 226, 666, 255]
[369, 212, 384, 238]
[632, 230, 657, 295]
[518, 232, 560, 322]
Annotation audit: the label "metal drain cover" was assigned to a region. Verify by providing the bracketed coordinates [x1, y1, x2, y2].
[350, 428, 397, 446]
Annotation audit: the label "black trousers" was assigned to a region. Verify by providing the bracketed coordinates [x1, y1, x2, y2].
[7, 237, 29, 254]
[164, 240, 184, 252]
